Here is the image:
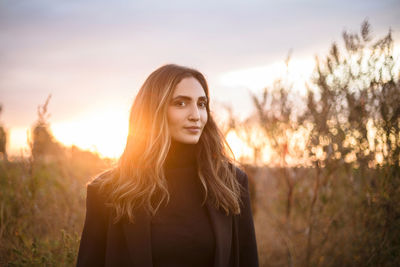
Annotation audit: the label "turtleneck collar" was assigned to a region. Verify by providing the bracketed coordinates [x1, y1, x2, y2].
[164, 139, 198, 169]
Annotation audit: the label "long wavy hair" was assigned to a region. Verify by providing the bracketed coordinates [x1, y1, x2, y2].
[93, 64, 241, 223]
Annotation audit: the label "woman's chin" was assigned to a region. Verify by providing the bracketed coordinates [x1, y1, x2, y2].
[172, 135, 200, 144]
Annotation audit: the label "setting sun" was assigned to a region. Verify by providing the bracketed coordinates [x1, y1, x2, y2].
[51, 107, 129, 159]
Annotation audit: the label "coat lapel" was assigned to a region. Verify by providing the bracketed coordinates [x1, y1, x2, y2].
[122, 207, 153, 267]
[206, 201, 233, 267]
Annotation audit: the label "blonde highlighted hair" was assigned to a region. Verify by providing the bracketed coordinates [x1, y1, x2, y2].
[93, 64, 241, 223]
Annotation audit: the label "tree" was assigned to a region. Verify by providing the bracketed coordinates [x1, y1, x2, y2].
[0, 104, 7, 162]
[248, 20, 400, 266]
[30, 95, 64, 162]
[301, 20, 399, 266]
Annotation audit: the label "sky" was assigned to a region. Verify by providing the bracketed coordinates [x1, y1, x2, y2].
[1, 0, 400, 158]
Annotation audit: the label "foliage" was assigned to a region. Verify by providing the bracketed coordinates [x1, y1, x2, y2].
[0, 99, 112, 266]
[241, 20, 400, 266]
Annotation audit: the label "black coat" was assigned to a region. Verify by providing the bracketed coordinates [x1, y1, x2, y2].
[76, 167, 259, 267]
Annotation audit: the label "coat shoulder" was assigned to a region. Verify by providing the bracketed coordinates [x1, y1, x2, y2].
[228, 163, 248, 186]
[86, 168, 118, 205]
[88, 168, 118, 187]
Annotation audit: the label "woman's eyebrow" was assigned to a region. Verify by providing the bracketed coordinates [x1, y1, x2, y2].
[172, 95, 208, 101]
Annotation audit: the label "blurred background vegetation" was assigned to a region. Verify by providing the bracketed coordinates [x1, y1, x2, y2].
[0, 21, 399, 266]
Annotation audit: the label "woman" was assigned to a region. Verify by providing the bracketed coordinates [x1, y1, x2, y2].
[76, 64, 258, 267]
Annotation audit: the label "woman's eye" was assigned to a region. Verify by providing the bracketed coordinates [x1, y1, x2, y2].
[174, 101, 186, 107]
[198, 101, 207, 108]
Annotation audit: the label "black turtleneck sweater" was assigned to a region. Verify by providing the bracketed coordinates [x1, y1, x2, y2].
[150, 140, 215, 267]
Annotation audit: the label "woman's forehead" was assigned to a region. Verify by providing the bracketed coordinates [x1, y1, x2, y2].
[172, 77, 206, 98]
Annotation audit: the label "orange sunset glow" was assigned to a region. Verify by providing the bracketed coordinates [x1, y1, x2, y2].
[2, 1, 400, 266]
[2, 1, 399, 163]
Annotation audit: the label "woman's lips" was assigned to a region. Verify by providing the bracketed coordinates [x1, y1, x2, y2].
[184, 127, 201, 134]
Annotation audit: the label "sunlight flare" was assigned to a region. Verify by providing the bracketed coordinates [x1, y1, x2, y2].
[51, 107, 128, 158]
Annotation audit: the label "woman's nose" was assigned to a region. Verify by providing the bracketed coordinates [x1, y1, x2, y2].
[188, 105, 200, 121]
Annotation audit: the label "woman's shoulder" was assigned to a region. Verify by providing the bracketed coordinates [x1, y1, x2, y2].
[86, 168, 118, 201]
[88, 168, 118, 187]
[84, 169, 118, 210]
[228, 162, 248, 186]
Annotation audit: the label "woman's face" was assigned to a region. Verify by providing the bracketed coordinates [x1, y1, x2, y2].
[167, 77, 208, 144]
